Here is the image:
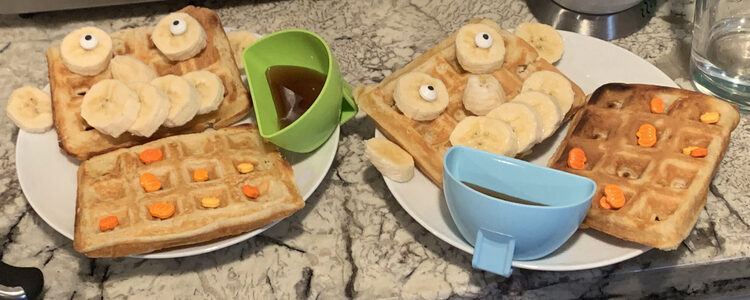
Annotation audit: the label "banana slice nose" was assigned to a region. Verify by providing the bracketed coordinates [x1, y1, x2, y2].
[462, 74, 506, 116]
[151, 12, 207, 61]
[60, 26, 113, 76]
[455, 23, 505, 74]
[393, 72, 449, 121]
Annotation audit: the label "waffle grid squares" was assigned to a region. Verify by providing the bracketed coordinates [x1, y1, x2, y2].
[74, 125, 304, 257]
[547, 83, 739, 249]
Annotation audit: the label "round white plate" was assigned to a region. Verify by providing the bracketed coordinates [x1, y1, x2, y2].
[16, 109, 338, 259]
[379, 30, 678, 271]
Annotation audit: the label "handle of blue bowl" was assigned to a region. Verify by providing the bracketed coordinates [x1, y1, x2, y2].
[471, 228, 515, 277]
[340, 80, 358, 124]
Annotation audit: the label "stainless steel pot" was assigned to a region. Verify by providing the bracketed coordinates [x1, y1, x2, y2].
[552, 0, 642, 14]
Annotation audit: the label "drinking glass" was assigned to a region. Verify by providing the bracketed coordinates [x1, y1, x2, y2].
[691, 0, 750, 111]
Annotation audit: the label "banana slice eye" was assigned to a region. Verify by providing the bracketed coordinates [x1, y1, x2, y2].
[393, 72, 450, 121]
[475, 32, 493, 48]
[79, 34, 99, 50]
[60, 26, 113, 76]
[152, 12, 207, 61]
[419, 85, 437, 101]
[170, 18, 187, 35]
[455, 23, 505, 74]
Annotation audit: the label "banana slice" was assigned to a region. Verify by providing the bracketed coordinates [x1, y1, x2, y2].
[512, 91, 562, 139]
[80, 79, 140, 137]
[365, 138, 415, 182]
[150, 75, 201, 127]
[521, 70, 574, 115]
[449, 116, 519, 157]
[514, 23, 564, 64]
[462, 74, 506, 116]
[393, 72, 450, 121]
[455, 23, 506, 74]
[181, 70, 225, 114]
[127, 82, 170, 137]
[486, 102, 543, 153]
[151, 12, 207, 61]
[60, 27, 113, 76]
[6, 86, 53, 133]
[227, 30, 258, 70]
[110, 55, 158, 85]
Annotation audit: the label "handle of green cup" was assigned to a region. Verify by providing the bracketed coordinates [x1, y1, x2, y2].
[340, 80, 358, 124]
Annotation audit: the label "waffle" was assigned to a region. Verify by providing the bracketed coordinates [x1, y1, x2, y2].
[548, 83, 739, 250]
[354, 19, 586, 187]
[73, 124, 304, 257]
[46, 6, 250, 161]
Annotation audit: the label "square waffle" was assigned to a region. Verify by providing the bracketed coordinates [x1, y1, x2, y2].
[548, 83, 740, 250]
[73, 124, 304, 257]
[46, 6, 250, 161]
[354, 19, 586, 187]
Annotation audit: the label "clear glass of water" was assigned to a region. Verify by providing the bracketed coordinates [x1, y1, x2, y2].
[691, 0, 750, 111]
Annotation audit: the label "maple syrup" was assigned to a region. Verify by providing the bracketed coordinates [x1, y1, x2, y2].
[265, 65, 327, 129]
[461, 181, 548, 206]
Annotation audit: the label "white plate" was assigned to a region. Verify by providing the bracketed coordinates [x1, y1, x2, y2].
[379, 30, 678, 271]
[17, 102, 339, 259]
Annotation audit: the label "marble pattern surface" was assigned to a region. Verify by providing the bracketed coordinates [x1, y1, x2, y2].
[1, 0, 749, 298]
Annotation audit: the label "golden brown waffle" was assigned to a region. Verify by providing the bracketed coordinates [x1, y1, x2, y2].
[354, 19, 585, 188]
[548, 83, 739, 250]
[73, 124, 304, 257]
[46, 6, 250, 161]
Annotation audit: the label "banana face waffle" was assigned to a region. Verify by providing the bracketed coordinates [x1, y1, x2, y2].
[548, 83, 740, 250]
[47, 6, 250, 160]
[74, 124, 304, 257]
[354, 19, 585, 187]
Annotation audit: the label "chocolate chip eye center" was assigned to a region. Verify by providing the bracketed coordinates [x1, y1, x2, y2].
[85, 35, 92, 41]
[173, 20, 180, 26]
[482, 33, 489, 40]
[427, 85, 434, 91]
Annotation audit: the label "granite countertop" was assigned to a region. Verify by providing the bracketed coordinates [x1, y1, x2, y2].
[1, 0, 749, 299]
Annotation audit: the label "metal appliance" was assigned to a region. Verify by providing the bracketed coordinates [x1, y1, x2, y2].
[526, 0, 657, 40]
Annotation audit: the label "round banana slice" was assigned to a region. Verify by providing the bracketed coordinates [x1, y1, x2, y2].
[455, 23, 506, 74]
[515, 23, 564, 64]
[80, 79, 140, 137]
[151, 12, 207, 61]
[110, 55, 158, 85]
[60, 27, 113, 76]
[462, 74, 506, 116]
[486, 102, 543, 153]
[393, 72, 449, 121]
[181, 70, 225, 114]
[512, 91, 562, 139]
[150, 75, 200, 127]
[365, 138, 415, 183]
[127, 82, 170, 137]
[521, 70, 575, 115]
[449, 116, 519, 157]
[227, 30, 258, 70]
[6, 86, 53, 133]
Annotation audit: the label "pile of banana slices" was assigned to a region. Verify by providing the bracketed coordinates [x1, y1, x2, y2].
[388, 22, 569, 167]
[5, 12, 232, 137]
[79, 68, 225, 138]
